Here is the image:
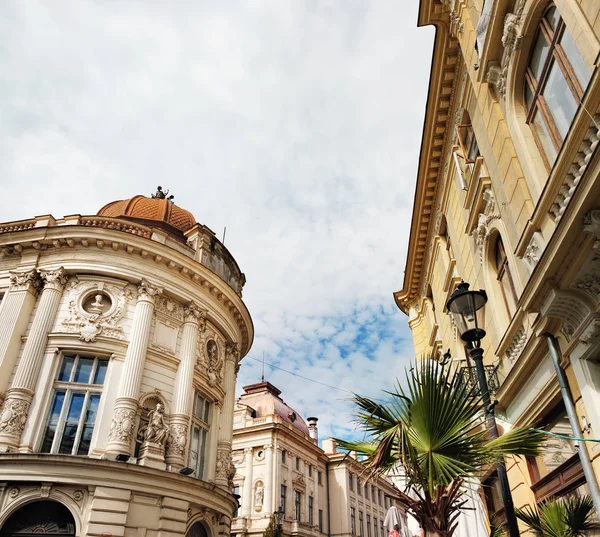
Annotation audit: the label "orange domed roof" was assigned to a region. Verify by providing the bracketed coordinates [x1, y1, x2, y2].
[98, 191, 196, 235]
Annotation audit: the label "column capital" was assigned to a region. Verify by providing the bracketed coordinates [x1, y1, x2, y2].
[9, 269, 42, 293]
[264, 443, 274, 451]
[137, 279, 163, 304]
[226, 343, 240, 363]
[244, 447, 253, 456]
[40, 267, 69, 291]
[184, 301, 206, 325]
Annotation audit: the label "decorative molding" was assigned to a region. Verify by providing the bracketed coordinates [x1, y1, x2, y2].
[540, 288, 593, 340]
[505, 326, 527, 363]
[137, 279, 163, 304]
[216, 446, 236, 486]
[0, 397, 29, 436]
[206, 339, 224, 387]
[472, 187, 501, 264]
[583, 209, 600, 253]
[572, 274, 600, 301]
[108, 407, 137, 444]
[166, 423, 187, 458]
[550, 117, 600, 222]
[61, 280, 129, 342]
[292, 473, 307, 491]
[40, 267, 69, 292]
[184, 301, 206, 326]
[154, 296, 184, 322]
[524, 233, 542, 270]
[9, 269, 42, 293]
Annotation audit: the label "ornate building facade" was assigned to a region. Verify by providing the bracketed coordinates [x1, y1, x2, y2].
[395, 0, 600, 529]
[0, 190, 253, 537]
[231, 382, 400, 537]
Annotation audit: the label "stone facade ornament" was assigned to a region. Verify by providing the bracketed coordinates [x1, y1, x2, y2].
[216, 446, 236, 486]
[154, 296, 184, 321]
[583, 209, 600, 253]
[206, 339, 223, 387]
[166, 422, 188, 458]
[254, 481, 264, 512]
[138, 403, 169, 445]
[0, 397, 29, 436]
[137, 279, 163, 303]
[293, 474, 307, 490]
[540, 289, 593, 341]
[524, 234, 541, 270]
[40, 267, 69, 291]
[184, 301, 206, 325]
[472, 187, 501, 264]
[505, 327, 527, 363]
[108, 407, 137, 444]
[9, 269, 42, 292]
[61, 281, 129, 342]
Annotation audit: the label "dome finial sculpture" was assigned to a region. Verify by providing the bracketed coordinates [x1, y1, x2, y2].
[151, 186, 174, 203]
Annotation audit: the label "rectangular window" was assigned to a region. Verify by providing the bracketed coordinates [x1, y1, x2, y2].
[378, 490, 382, 506]
[349, 473, 354, 491]
[318, 471, 323, 485]
[41, 354, 107, 455]
[374, 518, 378, 537]
[371, 485, 375, 501]
[380, 520, 384, 537]
[365, 484, 369, 500]
[282, 449, 287, 464]
[309, 495, 314, 525]
[295, 491, 302, 521]
[281, 485, 287, 515]
[296, 457, 300, 471]
[359, 511, 364, 537]
[188, 391, 211, 480]
[367, 515, 371, 537]
[319, 509, 324, 532]
[351, 507, 356, 535]
[456, 123, 480, 163]
[308, 464, 312, 477]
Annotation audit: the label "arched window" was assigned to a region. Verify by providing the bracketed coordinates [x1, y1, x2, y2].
[524, 4, 591, 167]
[494, 236, 518, 317]
[187, 522, 209, 537]
[0, 500, 75, 536]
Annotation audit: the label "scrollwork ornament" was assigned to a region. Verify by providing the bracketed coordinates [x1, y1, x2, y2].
[0, 397, 29, 435]
[9, 269, 42, 292]
[166, 423, 188, 457]
[184, 301, 206, 325]
[40, 267, 69, 291]
[108, 407, 137, 444]
[8, 487, 20, 499]
[137, 279, 163, 303]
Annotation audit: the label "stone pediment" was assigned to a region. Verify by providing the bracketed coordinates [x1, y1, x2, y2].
[292, 473, 306, 490]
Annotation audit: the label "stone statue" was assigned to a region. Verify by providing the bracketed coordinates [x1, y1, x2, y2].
[255, 482, 264, 507]
[151, 186, 175, 202]
[140, 403, 169, 446]
[87, 294, 105, 314]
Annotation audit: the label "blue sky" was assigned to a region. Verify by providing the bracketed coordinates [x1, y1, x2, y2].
[0, 0, 435, 442]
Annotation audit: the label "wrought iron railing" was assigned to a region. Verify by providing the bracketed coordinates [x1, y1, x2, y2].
[458, 365, 500, 396]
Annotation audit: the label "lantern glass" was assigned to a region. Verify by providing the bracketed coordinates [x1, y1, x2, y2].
[447, 282, 487, 344]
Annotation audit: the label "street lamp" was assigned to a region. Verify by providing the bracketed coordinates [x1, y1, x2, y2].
[446, 281, 521, 537]
[276, 504, 285, 536]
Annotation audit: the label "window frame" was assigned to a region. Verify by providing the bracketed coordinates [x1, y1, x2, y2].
[188, 390, 211, 480]
[294, 490, 302, 521]
[494, 236, 519, 317]
[309, 495, 314, 526]
[350, 507, 356, 535]
[40, 353, 108, 456]
[455, 123, 481, 164]
[524, 4, 590, 168]
[281, 484, 287, 515]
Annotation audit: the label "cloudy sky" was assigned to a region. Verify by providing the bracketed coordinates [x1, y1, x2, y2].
[1, 1, 434, 442]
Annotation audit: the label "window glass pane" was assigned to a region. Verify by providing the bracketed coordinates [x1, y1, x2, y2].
[203, 400, 210, 423]
[189, 425, 200, 471]
[530, 31, 550, 82]
[543, 60, 578, 139]
[74, 358, 94, 383]
[560, 28, 591, 89]
[544, 7, 559, 31]
[525, 82, 534, 110]
[93, 360, 108, 385]
[41, 391, 65, 453]
[77, 394, 100, 455]
[58, 357, 75, 381]
[58, 393, 85, 454]
[198, 428, 208, 478]
[532, 111, 558, 163]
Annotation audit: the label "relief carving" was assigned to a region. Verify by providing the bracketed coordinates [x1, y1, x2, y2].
[505, 327, 527, 363]
[0, 397, 29, 436]
[138, 279, 163, 303]
[216, 446, 236, 486]
[9, 269, 42, 292]
[155, 296, 184, 322]
[40, 267, 69, 291]
[207, 339, 223, 387]
[108, 407, 137, 444]
[166, 423, 188, 458]
[138, 403, 169, 445]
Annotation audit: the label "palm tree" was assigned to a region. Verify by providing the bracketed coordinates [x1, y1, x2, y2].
[515, 495, 598, 537]
[337, 359, 546, 537]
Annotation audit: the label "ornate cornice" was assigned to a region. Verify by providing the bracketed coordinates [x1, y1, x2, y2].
[394, 22, 461, 313]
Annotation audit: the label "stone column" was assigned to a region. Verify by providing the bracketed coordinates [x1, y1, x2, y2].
[264, 443, 274, 513]
[0, 270, 42, 402]
[166, 301, 205, 468]
[0, 267, 68, 451]
[242, 447, 254, 518]
[215, 344, 240, 488]
[105, 280, 162, 457]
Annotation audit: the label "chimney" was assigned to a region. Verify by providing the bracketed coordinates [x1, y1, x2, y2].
[307, 417, 318, 442]
[322, 438, 336, 454]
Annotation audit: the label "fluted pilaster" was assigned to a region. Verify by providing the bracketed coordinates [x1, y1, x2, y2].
[0, 267, 68, 451]
[0, 270, 42, 397]
[166, 301, 205, 467]
[215, 344, 240, 488]
[105, 279, 162, 457]
[242, 447, 254, 518]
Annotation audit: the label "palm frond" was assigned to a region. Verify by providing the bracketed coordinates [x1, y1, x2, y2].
[515, 504, 544, 537]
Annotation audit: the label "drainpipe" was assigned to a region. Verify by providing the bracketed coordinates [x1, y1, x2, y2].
[546, 334, 600, 514]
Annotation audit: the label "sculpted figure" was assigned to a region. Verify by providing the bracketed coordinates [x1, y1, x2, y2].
[140, 403, 169, 445]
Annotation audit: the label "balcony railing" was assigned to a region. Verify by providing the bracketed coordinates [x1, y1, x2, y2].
[459, 365, 500, 396]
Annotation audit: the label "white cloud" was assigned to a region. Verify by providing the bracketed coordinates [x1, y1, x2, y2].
[0, 0, 434, 441]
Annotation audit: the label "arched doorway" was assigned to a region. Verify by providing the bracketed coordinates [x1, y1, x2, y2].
[0, 500, 75, 536]
[186, 521, 209, 537]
